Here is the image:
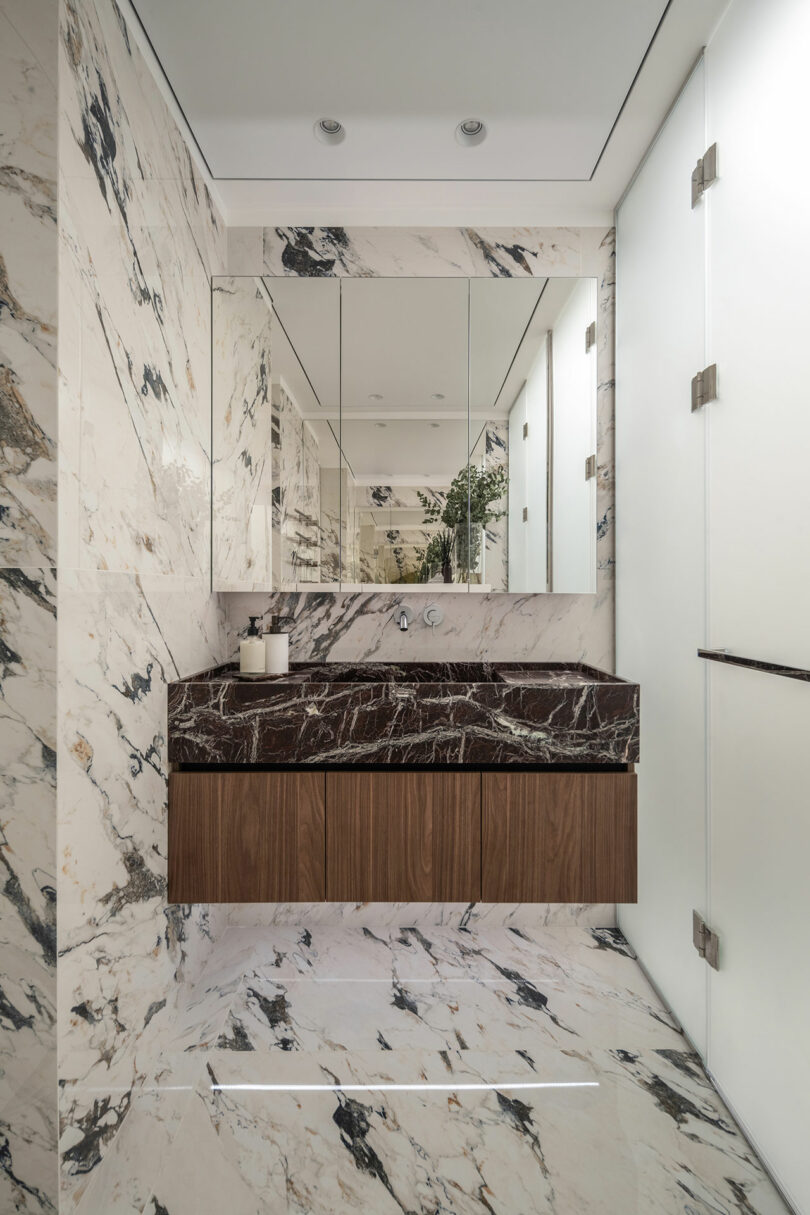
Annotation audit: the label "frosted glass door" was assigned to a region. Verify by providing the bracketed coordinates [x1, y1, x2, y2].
[615, 61, 708, 1052]
[706, 2, 810, 1208]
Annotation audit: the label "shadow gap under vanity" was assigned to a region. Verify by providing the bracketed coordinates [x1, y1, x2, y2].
[167, 661, 639, 908]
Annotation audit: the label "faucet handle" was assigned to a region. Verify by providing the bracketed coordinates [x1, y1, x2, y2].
[423, 604, 444, 630]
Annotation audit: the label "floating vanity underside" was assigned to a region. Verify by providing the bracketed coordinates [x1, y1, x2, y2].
[167, 662, 640, 904]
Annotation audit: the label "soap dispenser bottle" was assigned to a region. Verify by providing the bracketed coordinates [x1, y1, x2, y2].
[264, 614, 293, 675]
[239, 616, 265, 675]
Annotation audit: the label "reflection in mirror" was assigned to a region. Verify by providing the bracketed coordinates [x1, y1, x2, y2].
[211, 276, 340, 590]
[339, 278, 470, 588]
[211, 274, 597, 593]
[470, 277, 598, 594]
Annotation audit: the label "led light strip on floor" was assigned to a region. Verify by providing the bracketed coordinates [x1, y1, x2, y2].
[210, 1082, 600, 1093]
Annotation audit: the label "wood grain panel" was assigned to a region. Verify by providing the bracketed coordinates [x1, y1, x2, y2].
[168, 772, 220, 902]
[582, 773, 637, 902]
[168, 771, 325, 902]
[482, 773, 637, 902]
[326, 772, 480, 901]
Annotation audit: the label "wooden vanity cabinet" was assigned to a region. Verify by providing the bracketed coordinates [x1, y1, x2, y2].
[168, 768, 636, 903]
[168, 771, 325, 902]
[326, 771, 481, 901]
[482, 772, 637, 902]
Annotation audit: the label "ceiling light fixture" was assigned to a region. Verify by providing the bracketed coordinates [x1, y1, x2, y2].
[430, 422, 441, 429]
[314, 118, 345, 145]
[430, 392, 446, 400]
[368, 393, 383, 400]
[455, 118, 486, 147]
[375, 422, 387, 428]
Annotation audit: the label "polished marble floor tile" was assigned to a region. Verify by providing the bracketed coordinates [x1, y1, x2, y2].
[60, 927, 788, 1214]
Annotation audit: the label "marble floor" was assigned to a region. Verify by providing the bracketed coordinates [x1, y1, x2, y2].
[60, 924, 788, 1214]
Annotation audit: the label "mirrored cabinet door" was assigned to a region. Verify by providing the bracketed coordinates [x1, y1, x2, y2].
[211, 276, 340, 591]
[339, 278, 471, 590]
[211, 274, 597, 594]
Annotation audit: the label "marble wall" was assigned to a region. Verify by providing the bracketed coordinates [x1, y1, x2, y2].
[226, 226, 615, 668]
[0, 0, 59, 1208]
[57, 0, 226, 1205]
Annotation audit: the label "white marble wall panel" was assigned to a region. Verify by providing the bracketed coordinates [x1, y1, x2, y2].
[57, 0, 228, 1200]
[262, 226, 586, 280]
[0, 4, 58, 570]
[59, 0, 221, 579]
[222, 902, 616, 929]
[0, 1, 58, 1209]
[229, 226, 615, 669]
[212, 277, 274, 590]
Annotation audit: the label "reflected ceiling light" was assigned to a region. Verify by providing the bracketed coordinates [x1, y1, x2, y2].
[455, 118, 486, 146]
[314, 118, 345, 145]
[368, 393, 384, 400]
[430, 392, 445, 400]
[430, 422, 441, 429]
[375, 422, 387, 428]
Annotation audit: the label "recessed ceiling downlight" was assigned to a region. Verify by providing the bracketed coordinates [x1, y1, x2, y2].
[455, 118, 486, 147]
[314, 118, 345, 145]
[430, 392, 445, 400]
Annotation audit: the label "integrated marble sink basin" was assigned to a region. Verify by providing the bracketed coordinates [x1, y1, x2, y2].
[168, 661, 639, 767]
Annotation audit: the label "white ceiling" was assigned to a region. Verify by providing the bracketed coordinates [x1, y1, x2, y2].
[129, 0, 728, 224]
[135, 0, 666, 180]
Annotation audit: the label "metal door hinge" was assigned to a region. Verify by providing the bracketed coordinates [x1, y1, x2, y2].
[585, 454, 597, 480]
[691, 363, 717, 411]
[585, 321, 596, 352]
[522, 421, 529, 440]
[691, 143, 718, 207]
[522, 506, 528, 522]
[693, 911, 720, 970]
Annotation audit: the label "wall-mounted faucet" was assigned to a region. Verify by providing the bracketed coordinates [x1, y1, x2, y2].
[393, 605, 415, 631]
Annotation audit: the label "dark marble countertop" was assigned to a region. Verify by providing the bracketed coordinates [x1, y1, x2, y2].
[168, 661, 640, 767]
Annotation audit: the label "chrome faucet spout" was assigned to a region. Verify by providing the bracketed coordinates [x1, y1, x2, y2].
[392, 604, 414, 632]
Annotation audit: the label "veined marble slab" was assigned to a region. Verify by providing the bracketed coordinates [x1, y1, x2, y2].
[59, 926, 788, 1215]
[168, 660, 639, 766]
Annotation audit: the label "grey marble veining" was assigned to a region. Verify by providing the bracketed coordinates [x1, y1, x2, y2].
[0, 1, 59, 1209]
[59, 925, 788, 1215]
[56, 0, 228, 1195]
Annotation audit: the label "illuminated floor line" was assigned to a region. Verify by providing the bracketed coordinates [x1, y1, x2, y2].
[210, 1081, 600, 1093]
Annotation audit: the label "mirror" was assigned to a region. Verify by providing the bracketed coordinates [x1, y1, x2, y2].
[212, 275, 597, 593]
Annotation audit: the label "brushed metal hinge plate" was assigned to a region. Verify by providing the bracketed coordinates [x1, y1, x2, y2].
[692, 143, 718, 207]
[693, 910, 720, 970]
[522, 506, 528, 522]
[585, 454, 597, 480]
[522, 421, 529, 440]
[691, 363, 717, 411]
[585, 321, 596, 352]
